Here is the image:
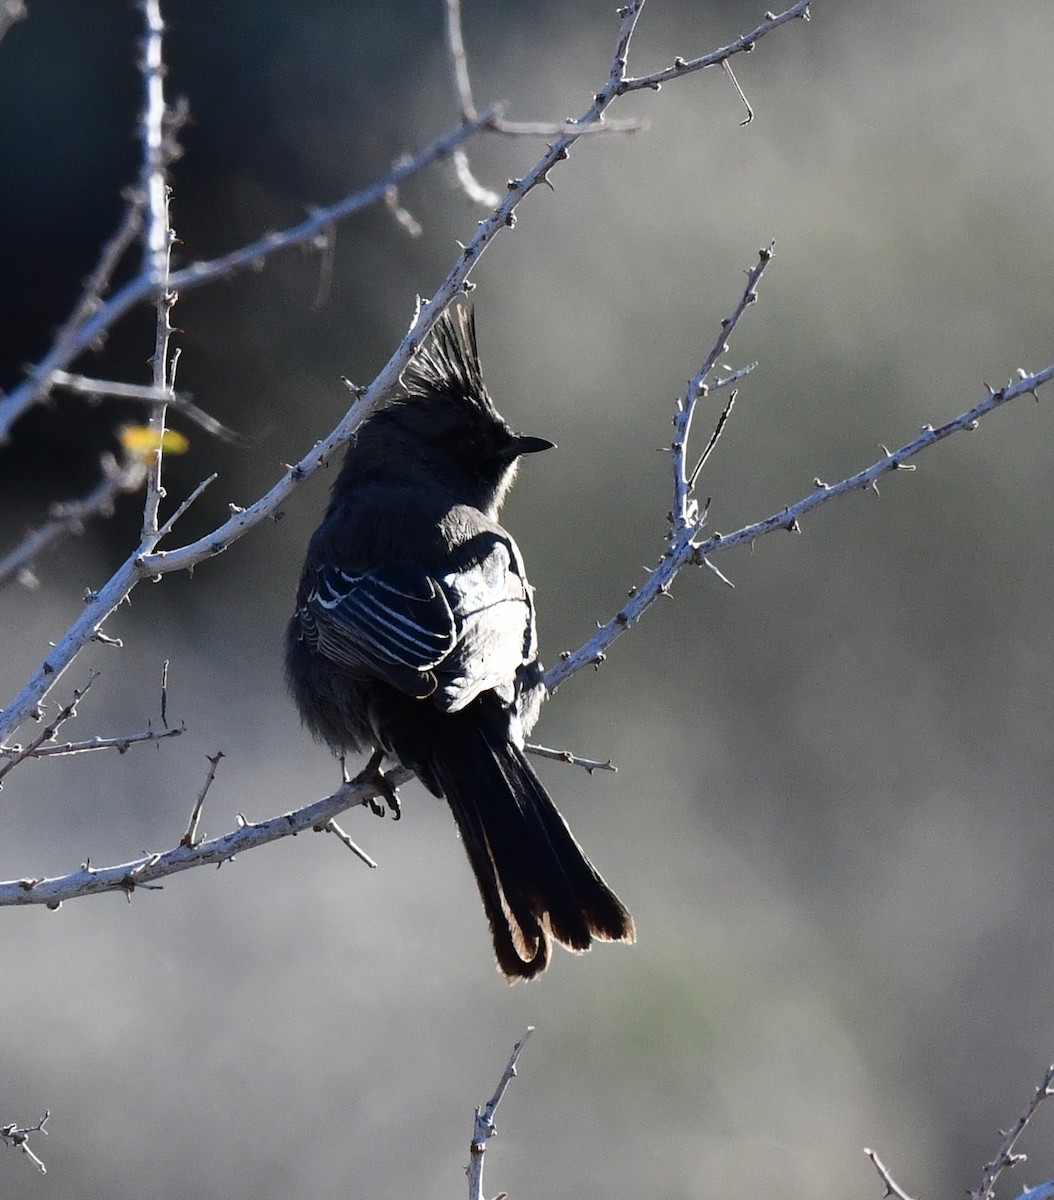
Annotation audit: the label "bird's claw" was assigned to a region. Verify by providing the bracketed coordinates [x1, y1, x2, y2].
[356, 749, 401, 821]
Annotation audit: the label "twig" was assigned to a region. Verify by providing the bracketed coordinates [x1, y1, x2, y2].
[0, 674, 98, 785]
[868, 1063, 1054, 1200]
[468, 1028, 534, 1200]
[50, 369, 250, 443]
[317, 819, 378, 869]
[0, 724, 183, 762]
[545, 318, 1054, 691]
[688, 388, 738, 492]
[382, 187, 423, 238]
[153, 472, 218, 543]
[181, 751, 224, 848]
[618, 2, 812, 95]
[37, 190, 146, 385]
[864, 1147, 918, 1200]
[526, 743, 617, 773]
[0, 2, 815, 743]
[0, 108, 498, 443]
[0, 454, 147, 590]
[443, 0, 476, 120]
[451, 148, 500, 209]
[139, 0, 177, 547]
[160, 658, 169, 729]
[674, 243, 773, 531]
[1, 1110, 50, 1175]
[0, 767, 413, 907]
[721, 57, 754, 125]
[971, 1063, 1054, 1200]
[547, 242, 777, 690]
[442, 1, 502, 208]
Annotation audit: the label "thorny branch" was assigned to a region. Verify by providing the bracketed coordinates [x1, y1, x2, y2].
[0, 674, 100, 786]
[866, 1062, 1054, 1200]
[972, 1063, 1054, 1200]
[0, 1, 813, 747]
[0, 108, 499, 443]
[546, 317, 1054, 689]
[0, 454, 147, 590]
[139, 0, 177, 547]
[0, 766, 414, 907]
[181, 750, 225, 848]
[4, 0, 1051, 916]
[467, 1028, 533, 1200]
[1, 4, 1053, 912]
[1, 1111, 50, 1175]
[864, 1147, 918, 1200]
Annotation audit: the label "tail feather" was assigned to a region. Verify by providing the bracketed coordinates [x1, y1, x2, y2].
[430, 717, 635, 980]
[439, 784, 550, 979]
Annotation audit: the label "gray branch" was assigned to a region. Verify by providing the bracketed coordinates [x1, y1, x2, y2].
[0, 1, 813, 745]
[467, 1029, 533, 1200]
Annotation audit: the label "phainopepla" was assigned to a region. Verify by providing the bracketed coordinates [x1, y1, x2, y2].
[286, 305, 635, 979]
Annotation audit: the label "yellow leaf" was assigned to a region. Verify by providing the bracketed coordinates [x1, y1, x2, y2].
[119, 425, 190, 458]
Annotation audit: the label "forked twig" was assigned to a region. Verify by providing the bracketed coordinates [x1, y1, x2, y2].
[1, 1110, 50, 1175]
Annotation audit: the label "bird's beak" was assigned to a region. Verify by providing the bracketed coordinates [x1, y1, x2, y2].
[513, 435, 556, 456]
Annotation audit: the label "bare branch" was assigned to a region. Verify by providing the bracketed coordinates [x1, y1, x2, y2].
[0, 767, 413, 907]
[181, 751, 225, 848]
[382, 188, 423, 238]
[139, 0, 178, 546]
[317, 819, 378, 869]
[0, 108, 499, 443]
[674, 243, 774, 528]
[0, 674, 98, 785]
[721, 57, 754, 125]
[0, 3, 815, 743]
[545, 301, 1054, 696]
[1, 1110, 50, 1176]
[0, 724, 183, 763]
[153, 472, 217, 542]
[971, 1063, 1054, 1200]
[443, 0, 476, 120]
[50, 370, 250, 443]
[864, 1147, 919, 1200]
[451, 147, 500, 209]
[0, 454, 147, 591]
[42, 193, 145, 376]
[547, 242, 778, 692]
[468, 1029, 534, 1200]
[618, 1, 812, 95]
[526, 743, 617, 773]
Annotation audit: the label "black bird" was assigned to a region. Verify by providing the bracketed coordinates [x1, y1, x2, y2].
[286, 305, 635, 979]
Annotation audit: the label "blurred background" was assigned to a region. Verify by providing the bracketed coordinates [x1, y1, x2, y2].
[2, 0, 1054, 1196]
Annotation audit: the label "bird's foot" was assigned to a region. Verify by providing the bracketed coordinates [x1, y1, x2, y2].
[354, 748, 402, 821]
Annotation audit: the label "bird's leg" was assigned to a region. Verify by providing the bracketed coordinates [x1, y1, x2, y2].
[354, 747, 402, 821]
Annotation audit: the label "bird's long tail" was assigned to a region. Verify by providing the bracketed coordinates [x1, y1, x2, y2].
[428, 714, 635, 981]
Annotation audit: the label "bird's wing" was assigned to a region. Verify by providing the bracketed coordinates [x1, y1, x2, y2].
[436, 535, 536, 714]
[295, 562, 458, 699]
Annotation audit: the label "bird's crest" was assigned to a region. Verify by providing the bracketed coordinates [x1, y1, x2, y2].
[400, 305, 502, 425]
